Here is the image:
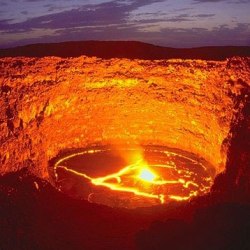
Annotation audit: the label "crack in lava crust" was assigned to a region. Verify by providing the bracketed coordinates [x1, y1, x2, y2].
[53, 147, 213, 208]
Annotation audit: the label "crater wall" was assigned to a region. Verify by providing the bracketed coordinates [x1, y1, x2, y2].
[0, 56, 249, 180]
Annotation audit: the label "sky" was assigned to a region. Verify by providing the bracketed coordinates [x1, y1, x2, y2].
[0, 0, 249, 48]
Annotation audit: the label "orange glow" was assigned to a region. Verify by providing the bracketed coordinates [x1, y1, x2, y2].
[89, 160, 171, 203]
[54, 148, 213, 207]
[55, 159, 197, 204]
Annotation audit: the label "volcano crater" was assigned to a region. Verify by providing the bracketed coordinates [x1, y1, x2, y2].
[1, 56, 249, 203]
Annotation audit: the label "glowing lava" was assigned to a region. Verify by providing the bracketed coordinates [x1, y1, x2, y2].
[53, 147, 214, 208]
[139, 168, 156, 182]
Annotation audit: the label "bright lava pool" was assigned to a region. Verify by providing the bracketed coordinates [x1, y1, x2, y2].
[52, 146, 215, 209]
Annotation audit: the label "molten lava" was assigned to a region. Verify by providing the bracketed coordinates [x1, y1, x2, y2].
[53, 147, 213, 208]
[139, 168, 156, 182]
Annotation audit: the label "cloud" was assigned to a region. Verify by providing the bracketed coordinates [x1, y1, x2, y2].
[161, 13, 215, 22]
[1, 21, 249, 49]
[156, 22, 250, 47]
[194, 14, 215, 17]
[193, 0, 226, 2]
[0, 2, 8, 6]
[0, 19, 14, 29]
[230, 0, 250, 3]
[193, 0, 250, 3]
[130, 12, 215, 25]
[21, 11, 29, 15]
[0, 0, 165, 33]
[0, 0, 249, 48]
[166, 17, 192, 22]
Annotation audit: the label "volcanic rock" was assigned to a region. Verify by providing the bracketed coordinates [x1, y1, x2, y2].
[0, 55, 249, 196]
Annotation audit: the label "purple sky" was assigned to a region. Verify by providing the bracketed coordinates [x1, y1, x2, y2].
[0, 0, 250, 48]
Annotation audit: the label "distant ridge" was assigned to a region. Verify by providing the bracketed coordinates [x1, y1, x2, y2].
[0, 41, 250, 60]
